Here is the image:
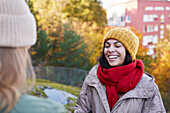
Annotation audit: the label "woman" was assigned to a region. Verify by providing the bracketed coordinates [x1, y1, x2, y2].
[75, 27, 166, 113]
[0, 0, 65, 113]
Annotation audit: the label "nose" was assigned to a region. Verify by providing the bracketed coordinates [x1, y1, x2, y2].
[108, 45, 116, 52]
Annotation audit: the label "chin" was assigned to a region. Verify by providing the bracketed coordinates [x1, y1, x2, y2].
[109, 63, 118, 67]
[109, 62, 124, 67]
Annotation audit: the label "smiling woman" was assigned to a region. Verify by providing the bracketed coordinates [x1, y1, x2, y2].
[74, 27, 166, 113]
[104, 39, 126, 67]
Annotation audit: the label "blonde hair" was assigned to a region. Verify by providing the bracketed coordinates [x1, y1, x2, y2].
[0, 47, 35, 112]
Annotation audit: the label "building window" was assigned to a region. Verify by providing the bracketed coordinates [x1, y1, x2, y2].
[143, 35, 152, 46]
[166, 6, 170, 10]
[126, 15, 131, 23]
[144, 25, 158, 32]
[160, 35, 164, 39]
[143, 36, 148, 46]
[160, 24, 164, 29]
[154, 6, 164, 11]
[143, 14, 158, 22]
[121, 16, 124, 22]
[153, 14, 158, 21]
[143, 35, 158, 46]
[160, 32, 164, 38]
[160, 30, 164, 35]
[160, 24, 164, 39]
[153, 35, 158, 44]
[154, 25, 158, 31]
[160, 15, 164, 23]
[147, 25, 154, 32]
[145, 6, 153, 11]
[143, 15, 153, 22]
[147, 45, 155, 55]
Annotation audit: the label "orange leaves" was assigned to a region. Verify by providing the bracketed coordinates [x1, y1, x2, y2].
[150, 35, 170, 92]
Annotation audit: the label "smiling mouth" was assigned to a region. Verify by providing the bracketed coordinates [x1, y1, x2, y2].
[108, 55, 118, 59]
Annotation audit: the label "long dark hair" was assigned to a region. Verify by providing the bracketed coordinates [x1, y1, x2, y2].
[98, 48, 132, 69]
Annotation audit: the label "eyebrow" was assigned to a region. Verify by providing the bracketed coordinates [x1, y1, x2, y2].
[105, 41, 121, 44]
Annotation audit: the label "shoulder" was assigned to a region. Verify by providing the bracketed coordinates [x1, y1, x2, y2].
[139, 74, 166, 112]
[88, 64, 98, 75]
[84, 64, 99, 85]
[11, 95, 65, 113]
[135, 72, 160, 98]
[137, 72, 155, 88]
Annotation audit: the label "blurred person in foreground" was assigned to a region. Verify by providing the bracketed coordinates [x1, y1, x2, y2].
[0, 0, 65, 113]
[74, 27, 166, 113]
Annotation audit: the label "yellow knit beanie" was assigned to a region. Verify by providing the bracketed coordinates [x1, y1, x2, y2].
[103, 27, 139, 61]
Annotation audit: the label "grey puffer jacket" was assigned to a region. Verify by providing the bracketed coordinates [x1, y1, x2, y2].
[75, 65, 166, 113]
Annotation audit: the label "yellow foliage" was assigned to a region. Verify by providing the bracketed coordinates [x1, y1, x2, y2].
[30, 51, 37, 55]
[150, 37, 170, 92]
[69, 21, 103, 65]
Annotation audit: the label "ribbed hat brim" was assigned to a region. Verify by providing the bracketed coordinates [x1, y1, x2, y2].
[0, 14, 36, 47]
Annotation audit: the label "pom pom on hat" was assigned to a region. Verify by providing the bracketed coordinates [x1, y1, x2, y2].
[103, 27, 139, 61]
[0, 0, 37, 47]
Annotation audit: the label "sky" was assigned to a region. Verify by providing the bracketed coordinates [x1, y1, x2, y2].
[101, 0, 131, 9]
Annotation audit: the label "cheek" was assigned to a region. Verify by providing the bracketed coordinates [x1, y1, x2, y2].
[104, 48, 107, 55]
[122, 49, 126, 59]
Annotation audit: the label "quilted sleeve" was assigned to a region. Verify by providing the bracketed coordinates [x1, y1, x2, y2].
[143, 83, 166, 113]
[74, 81, 92, 113]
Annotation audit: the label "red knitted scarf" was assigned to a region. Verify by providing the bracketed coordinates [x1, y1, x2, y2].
[97, 60, 144, 110]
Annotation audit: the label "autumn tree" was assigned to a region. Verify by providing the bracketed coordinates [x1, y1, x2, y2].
[49, 22, 92, 69]
[27, 0, 52, 66]
[150, 33, 170, 92]
[30, 26, 52, 66]
[30, 0, 67, 55]
[27, 0, 107, 69]
[56, 20, 104, 66]
[62, 0, 107, 27]
[61, 0, 107, 66]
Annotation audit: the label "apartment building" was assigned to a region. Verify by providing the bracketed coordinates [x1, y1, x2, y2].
[107, 0, 170, 55]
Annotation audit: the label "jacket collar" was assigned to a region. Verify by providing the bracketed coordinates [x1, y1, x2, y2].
[85, 64, 99, 85]
[85, 65, 156, 112]
[85, 64, 155, 99]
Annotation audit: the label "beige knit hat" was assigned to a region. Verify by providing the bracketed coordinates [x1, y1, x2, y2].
[103, 27, 139, 61]
[0, 0, 36, 47]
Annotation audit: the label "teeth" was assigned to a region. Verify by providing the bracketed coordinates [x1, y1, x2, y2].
[109, 56, 117, 59]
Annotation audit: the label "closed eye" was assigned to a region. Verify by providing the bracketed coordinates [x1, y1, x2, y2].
[115, 45, 121, 48]
[104, 42, 110, 48]
[105, 45, 110, 48]
[115, 42, 123, 48]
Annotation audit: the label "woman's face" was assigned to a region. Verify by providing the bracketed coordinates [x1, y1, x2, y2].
[104, 39, 126, 67]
